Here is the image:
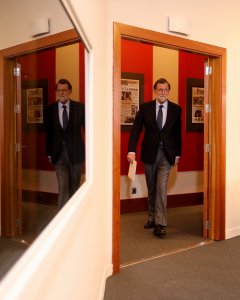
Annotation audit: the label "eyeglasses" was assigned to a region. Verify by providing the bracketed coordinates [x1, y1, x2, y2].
[156, 88, 169, 93]
[56, 89, 70, 93]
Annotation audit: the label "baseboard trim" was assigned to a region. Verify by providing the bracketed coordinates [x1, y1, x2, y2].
[121, 192, 203, 214]
[225, 226, 240, 239]
[22, 190, 58, 205]
[23, 190, 203, 212]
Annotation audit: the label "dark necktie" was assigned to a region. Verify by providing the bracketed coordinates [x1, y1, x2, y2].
[62, 105, 68, 130]
[157, 104, 163, 130]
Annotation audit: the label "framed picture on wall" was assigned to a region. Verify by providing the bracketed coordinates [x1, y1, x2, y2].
[22, 79, 48, 132]
[121, 72, 144, 131]
[186, 78, 204, 132]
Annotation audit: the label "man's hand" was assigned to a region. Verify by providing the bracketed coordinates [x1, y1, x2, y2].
[174, 157, 180, 166]
[127, 152, 135, 164]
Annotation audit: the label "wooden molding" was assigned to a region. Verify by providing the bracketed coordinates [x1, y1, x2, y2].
[113, 22, 226, 274]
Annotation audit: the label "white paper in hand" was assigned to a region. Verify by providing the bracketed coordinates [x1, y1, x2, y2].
[128, 160, 137, 181]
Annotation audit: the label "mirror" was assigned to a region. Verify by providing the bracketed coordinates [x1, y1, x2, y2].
[19, 41, 86, 244]
[0, 18, 89, 284]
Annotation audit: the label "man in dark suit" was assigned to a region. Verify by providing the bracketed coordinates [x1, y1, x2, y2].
[45, 78, 85, 209]
[127, 78, 182, 237]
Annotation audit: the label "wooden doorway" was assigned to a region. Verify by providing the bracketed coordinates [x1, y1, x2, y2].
[112, 23, 226, 273]
[0, 29, 80, 237]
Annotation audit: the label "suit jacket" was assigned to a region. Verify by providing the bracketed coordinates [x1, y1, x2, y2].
[128, 100, 182, 165]
[45, 100, 85, 165]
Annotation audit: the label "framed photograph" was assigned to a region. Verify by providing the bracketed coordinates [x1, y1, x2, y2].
[186, 78, 204, 132]
[121, 72, 144, 131]
[22, 79, 48, 132]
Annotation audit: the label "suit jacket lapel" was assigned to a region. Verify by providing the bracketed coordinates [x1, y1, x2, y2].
[148, 101, 158, 128]
[163, 101, 174, 130]
[53, 101, 62, 128]
[68, 100, 74, 127]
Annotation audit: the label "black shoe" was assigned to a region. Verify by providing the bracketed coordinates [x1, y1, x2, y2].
[153, 224, 166, 237]
[144, 220, 155, 229]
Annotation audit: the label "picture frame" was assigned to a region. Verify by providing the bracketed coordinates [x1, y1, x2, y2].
[22, 79, 48, 132]
[121, 72, 144, 131]
[186, 78, 204, 132]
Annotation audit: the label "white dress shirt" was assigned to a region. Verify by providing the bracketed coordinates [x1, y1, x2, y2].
[156, 99, 168, 128]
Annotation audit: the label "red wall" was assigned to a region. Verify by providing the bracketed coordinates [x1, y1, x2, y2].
[178, 51, 205, 171]
[121, 39, 153, 175]
[20, 48, 56, 171]
[121, 42, 205, 175]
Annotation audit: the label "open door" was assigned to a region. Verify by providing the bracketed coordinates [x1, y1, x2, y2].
[203, 59, 210, 238]
[203, 57, 225, 240]
[1, 59, 22, 236]
[16, 62, 23, 236]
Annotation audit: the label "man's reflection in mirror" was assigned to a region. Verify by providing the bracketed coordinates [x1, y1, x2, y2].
[45, 79, 85, 209]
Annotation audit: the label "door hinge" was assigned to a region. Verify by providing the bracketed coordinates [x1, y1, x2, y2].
[205, 144, 211, 153]
[14, 67, 21, 77]
[14, 104, 21, 113]
[16, 218, 20, 228]
[15, 143, 21, 153]
[205, 220, 211, 230]
[205, 103, 211, 113]
[205, 65, 212, 76]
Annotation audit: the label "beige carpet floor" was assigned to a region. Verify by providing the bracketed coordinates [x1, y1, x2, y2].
[120, 205, 206, 266]
[105, 236, 240, 300]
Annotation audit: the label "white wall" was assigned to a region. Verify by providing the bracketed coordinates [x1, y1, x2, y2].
[121, 171, 203, 200]
[0, 0, 112, 299]
[1, 0, 240, 299]
[0, 0, 73, 48]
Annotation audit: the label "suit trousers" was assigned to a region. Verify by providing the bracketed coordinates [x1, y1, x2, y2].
[144, 147, 172, 226]
[54, 143, 82, 209]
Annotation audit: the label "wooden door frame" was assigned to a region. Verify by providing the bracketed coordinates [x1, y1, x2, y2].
[0, 29, 80, 237]
[112, 22, 226, 273]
